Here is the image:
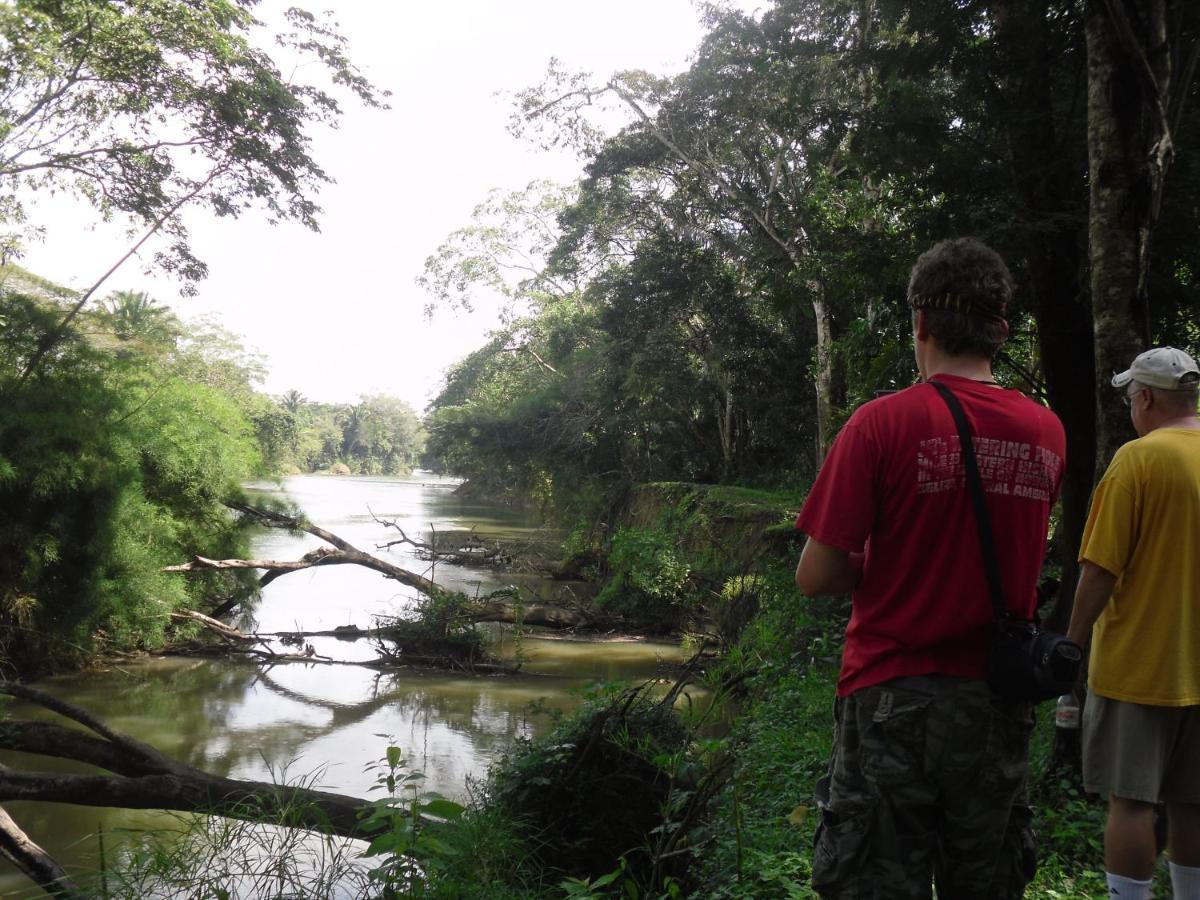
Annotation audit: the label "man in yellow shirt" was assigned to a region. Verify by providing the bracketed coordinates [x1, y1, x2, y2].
[1069, 346, 1200, 900]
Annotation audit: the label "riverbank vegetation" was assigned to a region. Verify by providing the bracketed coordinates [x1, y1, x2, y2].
[407, 0, 1200, 894]
[0, 276, 426, 677]
[0, 282, 264, 675]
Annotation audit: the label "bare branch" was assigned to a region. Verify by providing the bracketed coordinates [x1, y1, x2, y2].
[12, 166, 224, 388]
[0, 138, 219, 177]
[169, 609, 256, 642]
[502, 343, 562, 376]
[220, 502, 447, 598]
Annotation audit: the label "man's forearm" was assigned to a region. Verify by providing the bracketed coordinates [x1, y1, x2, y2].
[796, 538, 864, 596]
[1067, 560, 1118, 645]
[808, 551, 863, 596]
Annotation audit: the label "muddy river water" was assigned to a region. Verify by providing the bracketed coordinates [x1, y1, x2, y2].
[0, 473, 688, 894]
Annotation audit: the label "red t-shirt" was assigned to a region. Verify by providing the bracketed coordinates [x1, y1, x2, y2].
[796, 375, 1066, 697]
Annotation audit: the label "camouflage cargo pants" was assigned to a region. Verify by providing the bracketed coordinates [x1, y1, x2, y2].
[811, 675, 1037, 899]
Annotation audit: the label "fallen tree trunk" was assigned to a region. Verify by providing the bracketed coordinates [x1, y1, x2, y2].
[0, 768, 367, 835]
[0, 805, 84, 899]
[166, 546, 442, 599]
[167, 611, 519, 673]
[265, 602, 600, 632]
[0, 682, 377, 843]
[216, 502, 445, 598]
[167, 642, 520, 675]
[172, 599, 601, 646]
[170, 609, 258, 643]
[163, 505, 610, 674]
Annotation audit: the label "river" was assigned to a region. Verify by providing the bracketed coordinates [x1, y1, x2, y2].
[0, 473, 688, 895]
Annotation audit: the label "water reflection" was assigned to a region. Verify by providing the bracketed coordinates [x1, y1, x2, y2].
[0, 474, 688, 893]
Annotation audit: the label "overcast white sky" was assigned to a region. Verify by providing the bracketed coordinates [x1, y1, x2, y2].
[21, 1, 752, 412]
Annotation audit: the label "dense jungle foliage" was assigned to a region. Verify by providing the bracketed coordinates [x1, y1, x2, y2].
[0, 281, 259, 674]
[0, 0, 393, 673]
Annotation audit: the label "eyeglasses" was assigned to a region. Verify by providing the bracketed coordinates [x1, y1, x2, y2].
[1123, 388, 1145, 408]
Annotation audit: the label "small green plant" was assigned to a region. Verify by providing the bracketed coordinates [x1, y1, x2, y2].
[559, 863, 626, 898]
[359, 741, 467, 897]
[559, 855, 686, 899]
[357, 741, 548, 899]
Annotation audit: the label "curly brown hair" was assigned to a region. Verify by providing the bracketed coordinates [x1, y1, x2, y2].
[908, 238, 1013, 360]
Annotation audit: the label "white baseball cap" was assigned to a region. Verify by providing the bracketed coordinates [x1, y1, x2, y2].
[1112, 346, 1200, 390]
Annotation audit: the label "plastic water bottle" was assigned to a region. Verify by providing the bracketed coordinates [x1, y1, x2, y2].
[1055, 693, 1081, 729]
[1053, 693, 1081, 771]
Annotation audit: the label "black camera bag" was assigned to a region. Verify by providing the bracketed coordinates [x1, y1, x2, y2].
[929, 381, 1081, 702]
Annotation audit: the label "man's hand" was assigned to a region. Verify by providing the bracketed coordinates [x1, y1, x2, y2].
[795, 537, 864, 596]
[1067, 560, 1119, 646]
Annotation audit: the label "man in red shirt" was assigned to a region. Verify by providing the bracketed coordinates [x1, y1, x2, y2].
[795, 238, 1066, 899]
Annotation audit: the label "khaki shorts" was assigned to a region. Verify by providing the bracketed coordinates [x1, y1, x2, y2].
[1082, 692, 1200, 803]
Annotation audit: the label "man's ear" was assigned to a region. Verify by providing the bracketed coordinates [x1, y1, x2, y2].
[915, 309, 929, 341]
[998, 318, 1010, 339]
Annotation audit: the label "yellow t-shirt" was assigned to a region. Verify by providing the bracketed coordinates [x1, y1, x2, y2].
[1079, 427, 1200, 705]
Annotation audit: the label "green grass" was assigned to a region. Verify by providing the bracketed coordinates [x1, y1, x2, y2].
[692, 663, 831, 899]
[1025, 716, 1109, 898]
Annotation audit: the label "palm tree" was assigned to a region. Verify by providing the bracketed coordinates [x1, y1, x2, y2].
[280, 389, 306, 414]
[100, 290, 181, 346]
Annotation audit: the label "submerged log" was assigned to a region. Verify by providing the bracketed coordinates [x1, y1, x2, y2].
[369, 512, 509, 566]
[464, 600, 595, 629]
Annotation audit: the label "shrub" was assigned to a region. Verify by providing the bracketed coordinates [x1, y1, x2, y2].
[485, 684, 691, 883]
[595, 526, 694, 628]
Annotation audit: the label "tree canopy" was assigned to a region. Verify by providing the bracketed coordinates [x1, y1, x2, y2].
[0, 0, 384, 276]
[423, 0, 1200, 621]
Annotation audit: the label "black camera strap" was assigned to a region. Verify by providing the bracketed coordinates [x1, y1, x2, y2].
[927, 380, 1009, 623]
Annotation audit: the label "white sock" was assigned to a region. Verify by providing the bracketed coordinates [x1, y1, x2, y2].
[1106, 872, 1152, 899]
[1171, 861, 1200, 900]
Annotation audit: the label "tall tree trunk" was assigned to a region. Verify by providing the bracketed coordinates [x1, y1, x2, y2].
[1085, 0, 1172, 469]
[992, 0, 1096, 630]
[812, 288, 837, 465]
[715, 380, 735, 480]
